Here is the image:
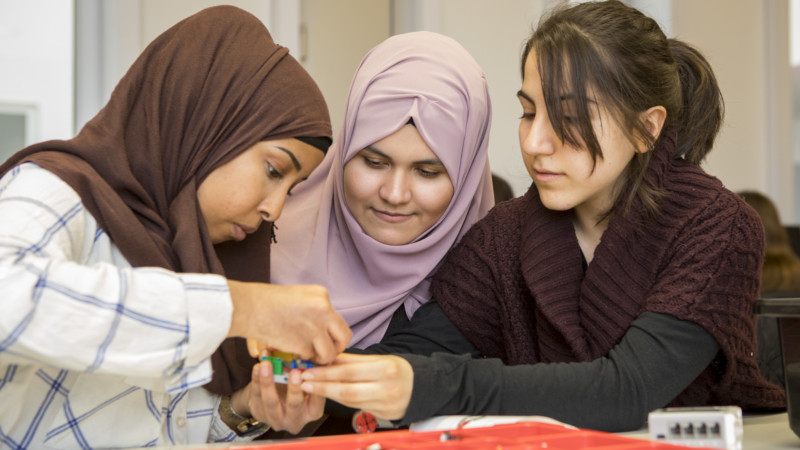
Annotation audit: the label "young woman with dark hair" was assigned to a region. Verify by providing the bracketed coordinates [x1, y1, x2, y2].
[297, 0, 785, 433]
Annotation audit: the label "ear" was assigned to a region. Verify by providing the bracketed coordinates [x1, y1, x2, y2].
[637, 105, 667, 153]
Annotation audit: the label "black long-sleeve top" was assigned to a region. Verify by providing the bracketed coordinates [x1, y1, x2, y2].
[354, 302, 718, 432]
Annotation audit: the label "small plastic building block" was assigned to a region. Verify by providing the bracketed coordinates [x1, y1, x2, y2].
[259, 351, 313, 384]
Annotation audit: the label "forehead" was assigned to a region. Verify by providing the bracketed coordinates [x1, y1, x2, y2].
[522, 50, 599, 105]
[520, 50, 554, 101]
[522, 51, 541, 87]
[367, 125, 439, 160]
[271, 138, 324, 173]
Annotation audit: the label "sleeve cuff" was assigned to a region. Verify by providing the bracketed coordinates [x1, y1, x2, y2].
[165, 273, 232, 392]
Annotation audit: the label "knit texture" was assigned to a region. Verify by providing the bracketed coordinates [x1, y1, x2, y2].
[432, 135, 785, 410]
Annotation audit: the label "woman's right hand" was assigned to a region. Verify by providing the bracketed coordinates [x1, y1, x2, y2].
[227, 280, 351, 365]
[298, 352, 414, 420]
[231, 359, 325, 435]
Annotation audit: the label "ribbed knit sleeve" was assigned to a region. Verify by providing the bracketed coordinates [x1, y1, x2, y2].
[433, 186, 589, 365]
[430, 197, 527, 361]
[642, 175, 783, 408]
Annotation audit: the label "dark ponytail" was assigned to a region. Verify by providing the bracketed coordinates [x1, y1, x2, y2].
[669, 39, 724, 164]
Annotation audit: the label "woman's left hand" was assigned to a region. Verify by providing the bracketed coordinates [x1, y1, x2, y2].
[231, 359, 325, 434]
[298, 352, 414, 420]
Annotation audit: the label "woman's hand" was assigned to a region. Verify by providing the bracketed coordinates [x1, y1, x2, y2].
[298, 353, 414, 420]
[227, 281, 351, 364]
[231, 359, 324, 434]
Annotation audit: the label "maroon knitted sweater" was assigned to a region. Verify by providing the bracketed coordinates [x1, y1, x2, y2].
[431, 136, 785, 410]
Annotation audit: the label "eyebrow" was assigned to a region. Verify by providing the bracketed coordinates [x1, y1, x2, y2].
[560, 94, 597, 105]
[276, 146, 301, 171]
[517, 89, 597, 106]
[516, 90, 534, 104]
[363, 145, 444, 166]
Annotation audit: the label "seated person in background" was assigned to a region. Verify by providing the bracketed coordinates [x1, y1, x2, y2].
[297, 0, 786, 433]
[492, 172, 516, 203]
[0, 6, 350, 448]
[739, 190, 800, 389]
[738, 191, 800, 294]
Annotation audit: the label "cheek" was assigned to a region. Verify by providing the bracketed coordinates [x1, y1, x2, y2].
[520, 152, 536, 179]
[565, 151, 598, 181]
[342, 164, 369, 210]
[196, 177, 223, 220]
[586, 147, 635, 185]
[420, 179, 454, 216]
[228, 173, 262, 208]
[518, 121, 528, 145]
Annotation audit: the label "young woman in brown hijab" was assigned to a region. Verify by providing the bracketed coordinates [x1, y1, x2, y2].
[0, 6, 350, 448]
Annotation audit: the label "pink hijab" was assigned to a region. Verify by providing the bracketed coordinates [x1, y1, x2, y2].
[271, 31, 494, 348]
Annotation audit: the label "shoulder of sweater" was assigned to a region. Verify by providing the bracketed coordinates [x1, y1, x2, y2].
[473, 192, 531, 232]
[660, 161, 751, 221]
[444, 193, 532, 257]
[652, 163, 764, 261]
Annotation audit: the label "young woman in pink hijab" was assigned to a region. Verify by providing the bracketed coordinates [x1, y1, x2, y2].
[269, 31, 495, 349]
[212, 30, 492, 440]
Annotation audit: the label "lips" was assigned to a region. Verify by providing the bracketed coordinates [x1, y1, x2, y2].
[533, 167, 563, 182]
[233, 223, 258, 241]
[238, 223, 258, 234]
[373, 209, 412, 223]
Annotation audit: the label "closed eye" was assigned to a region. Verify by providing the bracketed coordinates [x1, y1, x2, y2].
[266, 162, 283, 180]
[417, 167, 444, 178]
[363, 156, 387, 168]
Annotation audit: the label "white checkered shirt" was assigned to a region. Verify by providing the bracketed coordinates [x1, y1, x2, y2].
[0, 163, 245, 449]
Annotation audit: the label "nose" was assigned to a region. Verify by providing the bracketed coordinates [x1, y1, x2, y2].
[379, 170, 412, 205]
[258, 188, 288, 223]
[520, 114, 557, 157]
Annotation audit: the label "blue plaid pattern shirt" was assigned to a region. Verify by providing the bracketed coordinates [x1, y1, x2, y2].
[0, 164, 245, 449]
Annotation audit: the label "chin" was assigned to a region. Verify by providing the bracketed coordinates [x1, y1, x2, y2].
[377, 237, 408, 246]
[538, 194, 574, 212]
[369, 232, 411, 246]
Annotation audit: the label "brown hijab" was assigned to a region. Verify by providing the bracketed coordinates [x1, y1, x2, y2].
[0, 6, 331, 394]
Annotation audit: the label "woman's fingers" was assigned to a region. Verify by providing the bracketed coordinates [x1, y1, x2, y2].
[248, 361, 324, 434]
[301, 378, 406, 420]
[285, 371, 325, 427]
[299, 353, 413, 420]
[329, 320, 353, 355]
[246, 338, 268, 358]
[230, 282, 352, 364]
[302, 353, 401, 381]
[248, 361, 282, 419]
[310, 334, 337, 367]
